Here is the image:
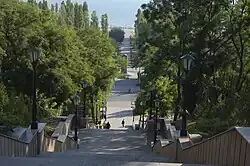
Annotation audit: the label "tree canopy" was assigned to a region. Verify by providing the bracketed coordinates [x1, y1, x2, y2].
[0, 0, 124, 126]
[109, 27, 125, 43]
[134, 0, 250, 135]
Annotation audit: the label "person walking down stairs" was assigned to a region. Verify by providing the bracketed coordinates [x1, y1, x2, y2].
[105, 122, 111, 129]
[121, 119, 125, 127]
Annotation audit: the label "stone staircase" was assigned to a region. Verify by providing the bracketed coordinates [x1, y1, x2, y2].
[0, 128, 212, 166]
[0, 157, 210, 166]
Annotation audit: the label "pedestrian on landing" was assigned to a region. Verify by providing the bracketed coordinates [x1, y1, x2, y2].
[121, 119, 125, 127]
[106, 122, 111, 129]
[129, 88, 133, 93]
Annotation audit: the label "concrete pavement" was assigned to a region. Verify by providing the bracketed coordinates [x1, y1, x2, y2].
[0, 157, 209, 166]
[106, 35, 140, 129]
[107, 78, 139, 128]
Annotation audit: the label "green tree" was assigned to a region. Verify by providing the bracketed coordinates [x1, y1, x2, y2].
[134, 0, 250, 136]
[65, 0, 74, 26]
[51, 4, 55, 12]
[0, 0, 120, 127]
[27, 0, 36, 4]
[82, 1, 88, 12]
[82, 1, 89, 28]
[101, 14, 109, 35]
[57, 1, 67, 26]
[38, 1, 42, 9]
[90, 11, 99, 28]
[74, 3, 80, 28]
[83, 10, 89, 29]
[109, 27, 125, 43]
[41, 0, 48, 10]
[55, 3, 58, 12]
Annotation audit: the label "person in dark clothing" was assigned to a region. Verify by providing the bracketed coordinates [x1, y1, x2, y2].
[121, 119, 125, 127]
[106, 122, 111, 129]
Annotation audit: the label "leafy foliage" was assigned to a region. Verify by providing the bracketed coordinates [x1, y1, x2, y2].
[134, 0, 250, 135]
[0, 0, 122, 126]
[101, 14, 109, 35]
[109, 27, 125, 43]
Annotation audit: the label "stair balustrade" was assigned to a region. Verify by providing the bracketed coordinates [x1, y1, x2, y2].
[0, 129, 38, 157]
[148, 118, 250, 166]
[41, 114, 76, 152]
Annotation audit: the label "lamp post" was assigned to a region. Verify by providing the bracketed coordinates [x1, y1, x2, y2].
[131, 105, 135, 122]
[95, 99, 99, 125]
[174, 130, 181, 161]
[81, 81, 87, 118]
[29, 47, 41, 130]
[91, 87, 95, 124]
[104, 105, 107, 121]
[149, 85, 155, 119]
[0, 60, 2, 74]
[180, 54, 195, 137]
[154, 99, 160, 144]
[73, 94, 80, 142]
[181, 54, 195, 76]
[100, 105, 105, 119]
[140, 101, 145, 128]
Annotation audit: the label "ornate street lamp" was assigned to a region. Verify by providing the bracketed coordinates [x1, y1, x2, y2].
[100, 105, 105, 119]
[180, 54, 195, 137]
[91, 86, 97, 124]
[73, 94, 80, 142]
[81, 81, 87, 118]
[0, 59, 2, 73]
[149, 84, 156, 119]
[140, 101, 145, 128]
[154, 99, 160, 144]
[29, 47, 41, 130]
[181, 54, 195, 73]
[131, 104, 135, 122]
[155, 99, 160, 108]
[95, 99, 99, 125]
[81, 81, 87, 88]
[103, 103, 107, 121]
[174, 130, 181, 161]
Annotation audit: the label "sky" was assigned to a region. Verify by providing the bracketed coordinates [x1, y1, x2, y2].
[44, 0, 150, 27]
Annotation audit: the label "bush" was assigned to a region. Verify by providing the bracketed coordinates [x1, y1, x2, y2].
[0, 91, 30, 127]
[188, 118, 229, 137]
[0, 82, 8, 108]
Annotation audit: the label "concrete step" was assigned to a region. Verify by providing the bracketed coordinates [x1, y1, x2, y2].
[0, 156, 212, 166]
[39, 150, 174, 163]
